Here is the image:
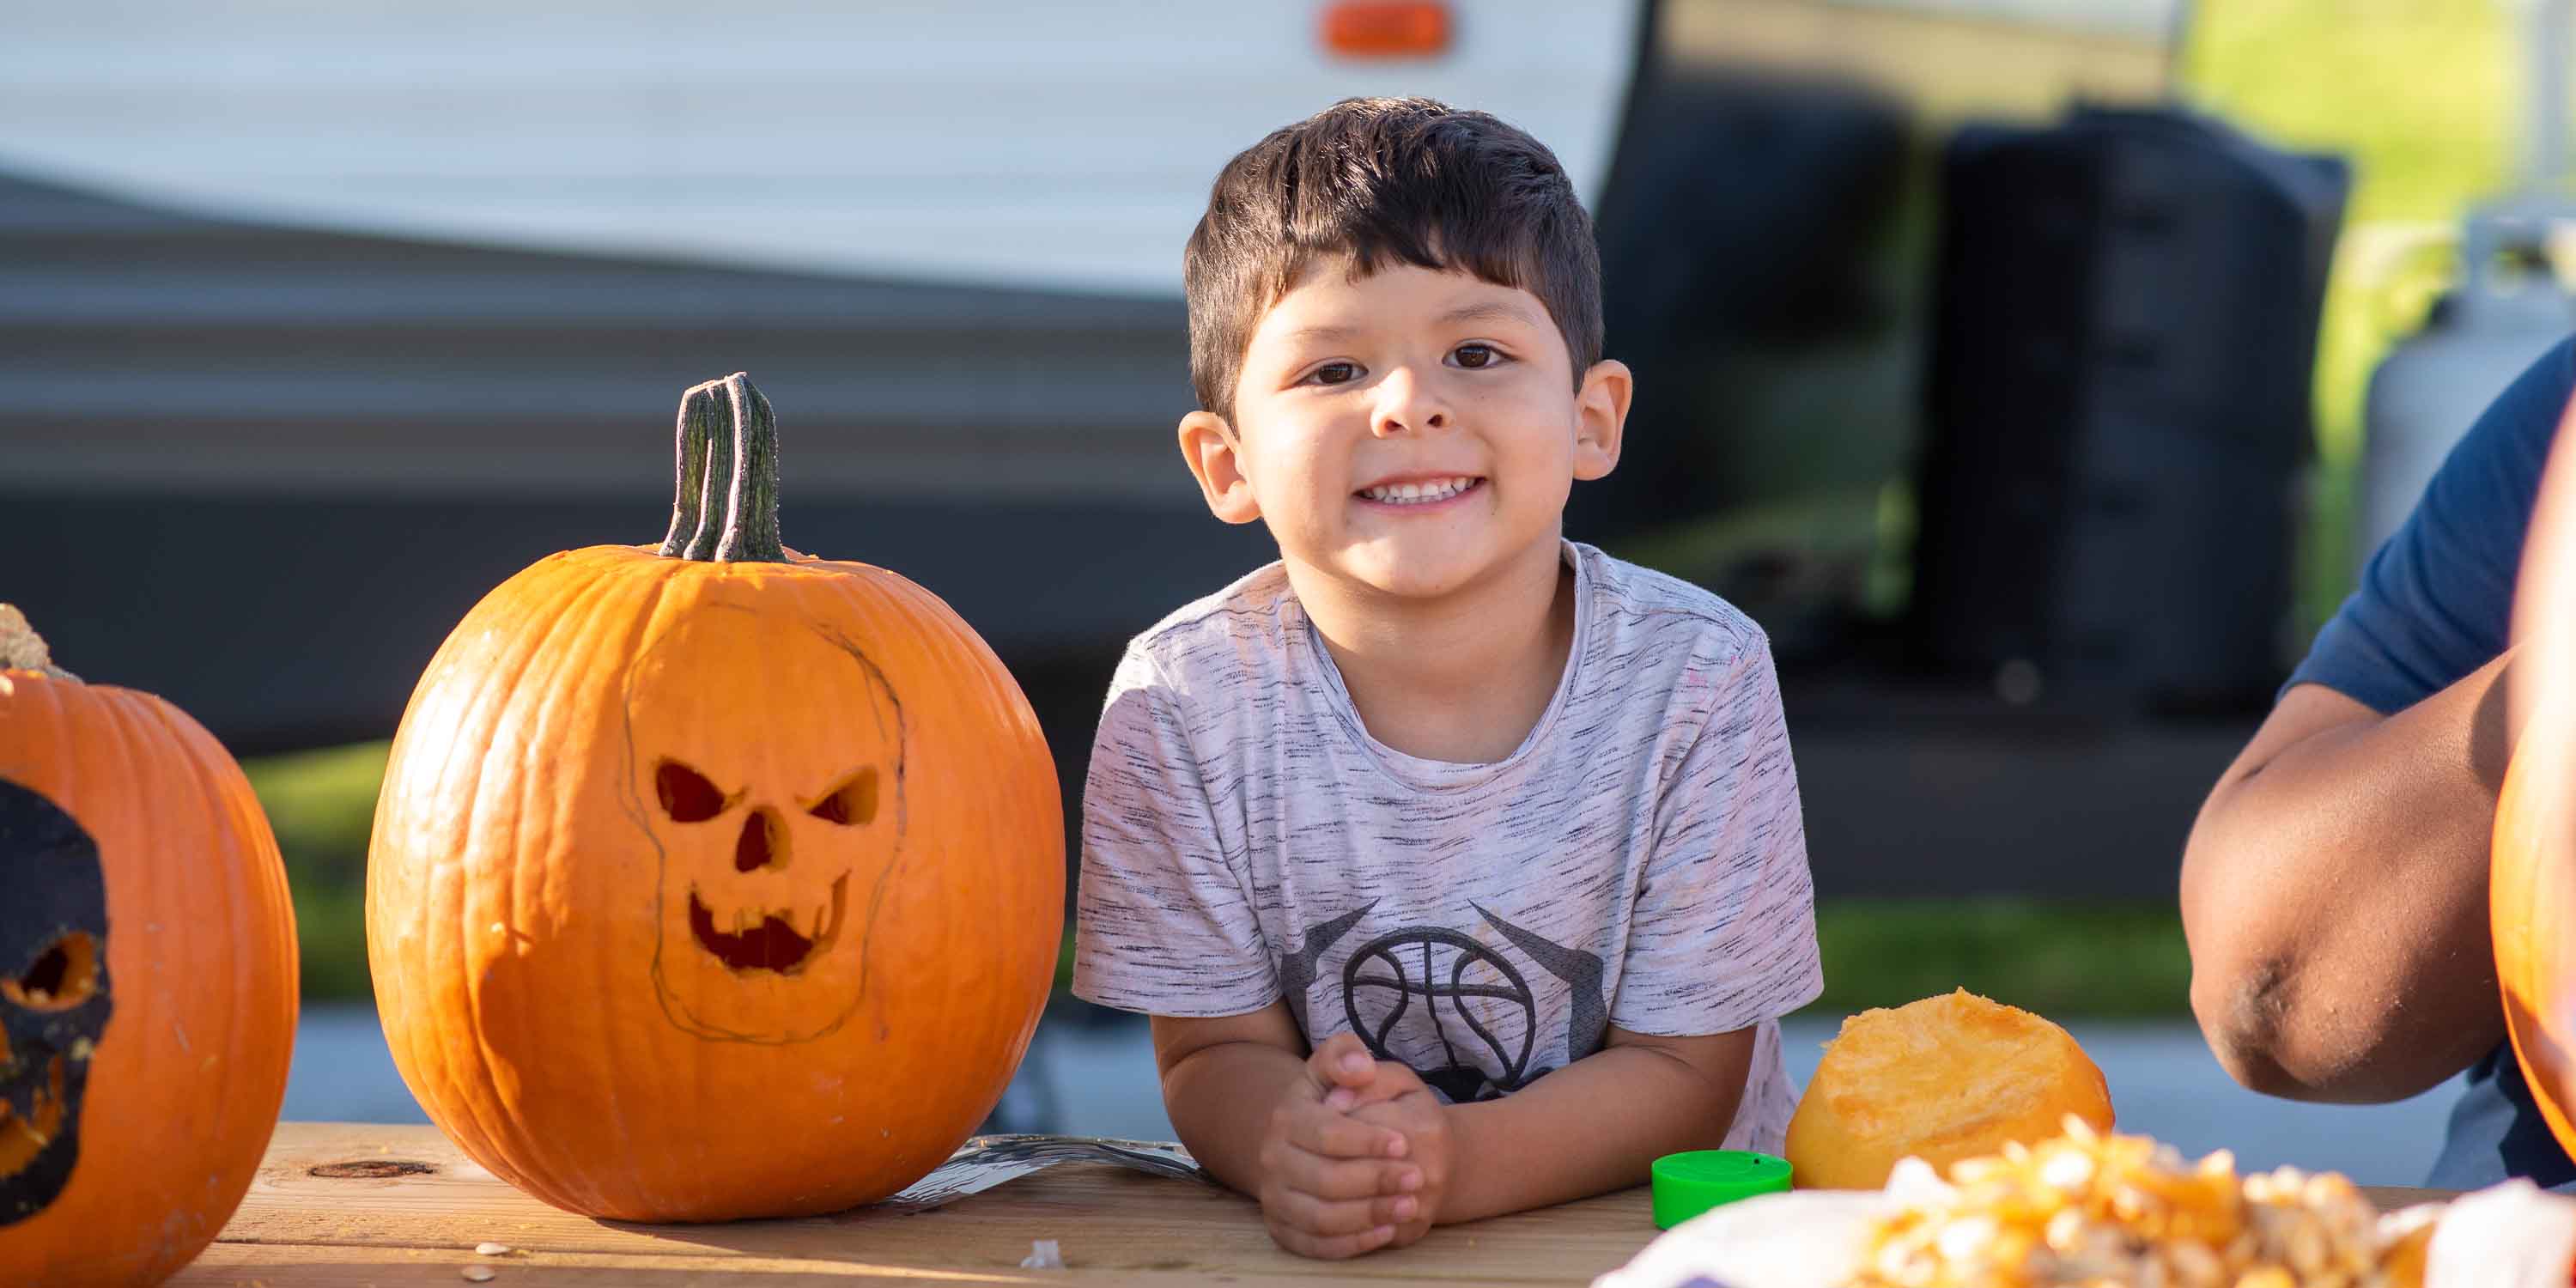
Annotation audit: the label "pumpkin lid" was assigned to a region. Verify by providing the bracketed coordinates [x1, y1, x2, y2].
[0, 604, 79, 681]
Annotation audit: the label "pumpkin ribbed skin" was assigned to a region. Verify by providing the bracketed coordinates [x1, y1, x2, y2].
[2493, 718, 2576, 1157]
[2493, 397, 2576, 1165]
[366, 544, 1064, 1220]
[0, 669, 299, 1285]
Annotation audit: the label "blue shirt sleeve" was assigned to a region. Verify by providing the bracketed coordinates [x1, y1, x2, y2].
[2287, 334, 2576, 713]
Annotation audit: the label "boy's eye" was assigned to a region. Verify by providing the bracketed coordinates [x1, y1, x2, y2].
[1452, 343, 1501, 369]
[1309, 361, 1360, 386]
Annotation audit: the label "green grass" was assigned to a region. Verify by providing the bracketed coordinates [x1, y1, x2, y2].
[240, 740, 387, 1000]
[1804, 899, 2191, 1021]
[250, 740, 2191, 1018]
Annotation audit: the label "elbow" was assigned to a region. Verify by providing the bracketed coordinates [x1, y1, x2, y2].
[2180, 814, 2317, 1100]
[2189, 956, 2311, 1100]
[2188, 938, 2472, 1105]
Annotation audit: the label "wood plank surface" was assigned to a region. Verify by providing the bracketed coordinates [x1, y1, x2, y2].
[170, 1124, 2465, 1288]
[176, 1123, 1656, 1286]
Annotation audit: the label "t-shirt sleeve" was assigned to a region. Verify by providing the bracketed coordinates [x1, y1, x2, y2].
[1610, 630, 1824, 1037]
[2287, 334, 2575, 714]
[1071, 647, 1280, 1018]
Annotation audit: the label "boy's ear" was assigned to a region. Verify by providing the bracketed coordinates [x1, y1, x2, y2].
[1179, 410, 1263, 525]
[1572, 358, 1631, 481]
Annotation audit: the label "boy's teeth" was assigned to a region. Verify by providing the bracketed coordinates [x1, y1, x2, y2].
[1365, 477, 1476, 504]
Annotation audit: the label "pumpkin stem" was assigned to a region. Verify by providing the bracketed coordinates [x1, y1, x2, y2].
[656, 381, 721, 557]
[659, 374, 786, 564]
[680, 382, 737, 561]
[714, 377, 784, 562]
[0, 605, 79, 681]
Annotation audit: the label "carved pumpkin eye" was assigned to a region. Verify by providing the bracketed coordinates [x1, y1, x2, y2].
[807, 767, 878, 826]
[655, 760, 728, 823]
[1, 931, 99, 1012]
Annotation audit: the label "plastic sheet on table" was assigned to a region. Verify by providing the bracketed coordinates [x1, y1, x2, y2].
[875, 1134, 1211, 1213]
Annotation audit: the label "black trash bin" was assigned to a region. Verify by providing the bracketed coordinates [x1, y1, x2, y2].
[1908, 104, 2349, 714]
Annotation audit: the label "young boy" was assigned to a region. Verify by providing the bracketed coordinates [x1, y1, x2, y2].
[1072, 96, 1821, 1259]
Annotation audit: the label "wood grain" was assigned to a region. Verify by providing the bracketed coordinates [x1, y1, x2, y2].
[169, 1124, 2465, 1287]
[177, 1124, 1652, 1285]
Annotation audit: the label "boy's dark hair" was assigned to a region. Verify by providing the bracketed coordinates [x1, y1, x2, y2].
[1183, 96, 1603, 421]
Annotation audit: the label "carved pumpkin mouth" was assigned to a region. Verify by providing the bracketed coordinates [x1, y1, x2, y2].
[687, 872, 849, 974]
[0, 1054, 65, 1181]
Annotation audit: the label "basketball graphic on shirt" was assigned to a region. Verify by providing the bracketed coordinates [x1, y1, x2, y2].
[1342, 927, 1538, 1102]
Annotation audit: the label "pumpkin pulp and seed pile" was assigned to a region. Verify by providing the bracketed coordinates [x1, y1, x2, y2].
[1856, 1116, 2433, 1288]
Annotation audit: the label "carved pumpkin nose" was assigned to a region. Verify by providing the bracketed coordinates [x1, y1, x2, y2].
[733, 806, 786, 872]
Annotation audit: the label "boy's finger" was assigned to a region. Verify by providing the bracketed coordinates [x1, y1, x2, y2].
[1349, 1086, 1441, 1129]
[1277, 1143, 1423, 1201]
[1285, 1099, 1407, 1159]
[1325, 1071, 1415, 1115]
[1270, 1187, 1421, 1237]
[1305, 1032, 1377, 1088]
[1267, 1216, 1398, 1261]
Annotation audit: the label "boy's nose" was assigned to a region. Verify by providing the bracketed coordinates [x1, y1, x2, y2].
[1373, 410, 1446, 435]
[1370, 369, 1450, 436]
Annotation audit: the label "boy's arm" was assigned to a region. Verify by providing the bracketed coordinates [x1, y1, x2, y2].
[1153, 1005, 1425, 1259]
[1406, 1025, 1754, 1224]
[1151, 1003, 1314, 1191]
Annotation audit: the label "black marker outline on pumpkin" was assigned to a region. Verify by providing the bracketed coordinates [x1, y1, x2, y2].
[621, 605, 906, 1046]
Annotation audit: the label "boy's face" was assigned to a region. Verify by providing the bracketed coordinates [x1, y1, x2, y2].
[1180, 261, 1629, 603]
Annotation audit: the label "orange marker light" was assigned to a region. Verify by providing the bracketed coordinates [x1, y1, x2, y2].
[1321, 1, 1452, 58]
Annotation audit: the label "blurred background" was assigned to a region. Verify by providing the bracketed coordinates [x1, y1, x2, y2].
[8, 0, 2573, 1182]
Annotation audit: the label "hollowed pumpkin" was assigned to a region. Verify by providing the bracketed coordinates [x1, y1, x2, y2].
[0, 606, 300, 1285]
[366, 374, 1064, 1221]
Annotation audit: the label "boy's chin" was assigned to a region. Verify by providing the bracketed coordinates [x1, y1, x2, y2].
[1329, 552, 1493, 601]
[1298, 529, 1566, 602]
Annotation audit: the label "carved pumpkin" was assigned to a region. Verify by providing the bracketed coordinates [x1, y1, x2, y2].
[2495, 397, 2576, 1160]
[0, 606, 299, 1285]
[367, 374, 1064, 1221]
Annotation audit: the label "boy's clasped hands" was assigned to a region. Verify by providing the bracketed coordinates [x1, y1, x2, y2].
[1257, 1032, 1452, 1258]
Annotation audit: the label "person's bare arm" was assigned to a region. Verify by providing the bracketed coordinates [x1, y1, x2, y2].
[2179, 658, 2516, 1103]
[1420, 1025, 1753, 1224]
[1151, 1004, 1421, 1259]
[1151, 1003, 1315, 1188]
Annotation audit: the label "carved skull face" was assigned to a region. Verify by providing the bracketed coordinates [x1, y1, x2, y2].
[0, 776, 111, 1225]
[625, 606, 904, 1043]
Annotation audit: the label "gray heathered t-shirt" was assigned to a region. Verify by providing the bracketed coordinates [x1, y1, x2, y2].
[1072, 540, 1822, 1151]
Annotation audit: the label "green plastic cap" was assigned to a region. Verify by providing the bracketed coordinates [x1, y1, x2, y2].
[1649, 1150, 1794, 1228]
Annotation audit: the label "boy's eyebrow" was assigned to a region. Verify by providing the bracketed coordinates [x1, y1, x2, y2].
[1279, 301, 1546, 347]
[1437, 301, 1547, 329]
[1281, 324, 1361, 345]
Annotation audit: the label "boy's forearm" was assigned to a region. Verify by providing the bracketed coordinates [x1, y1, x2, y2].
[1159, 1039, 1312, 1196]
[1439, 1045, 1741, 1224]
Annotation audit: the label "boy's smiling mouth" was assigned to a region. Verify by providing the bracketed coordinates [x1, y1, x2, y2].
[1358, 475, 1485, 506]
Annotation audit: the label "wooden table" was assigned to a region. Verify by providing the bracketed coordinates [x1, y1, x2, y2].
[175, 1124, 2464, 1288]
